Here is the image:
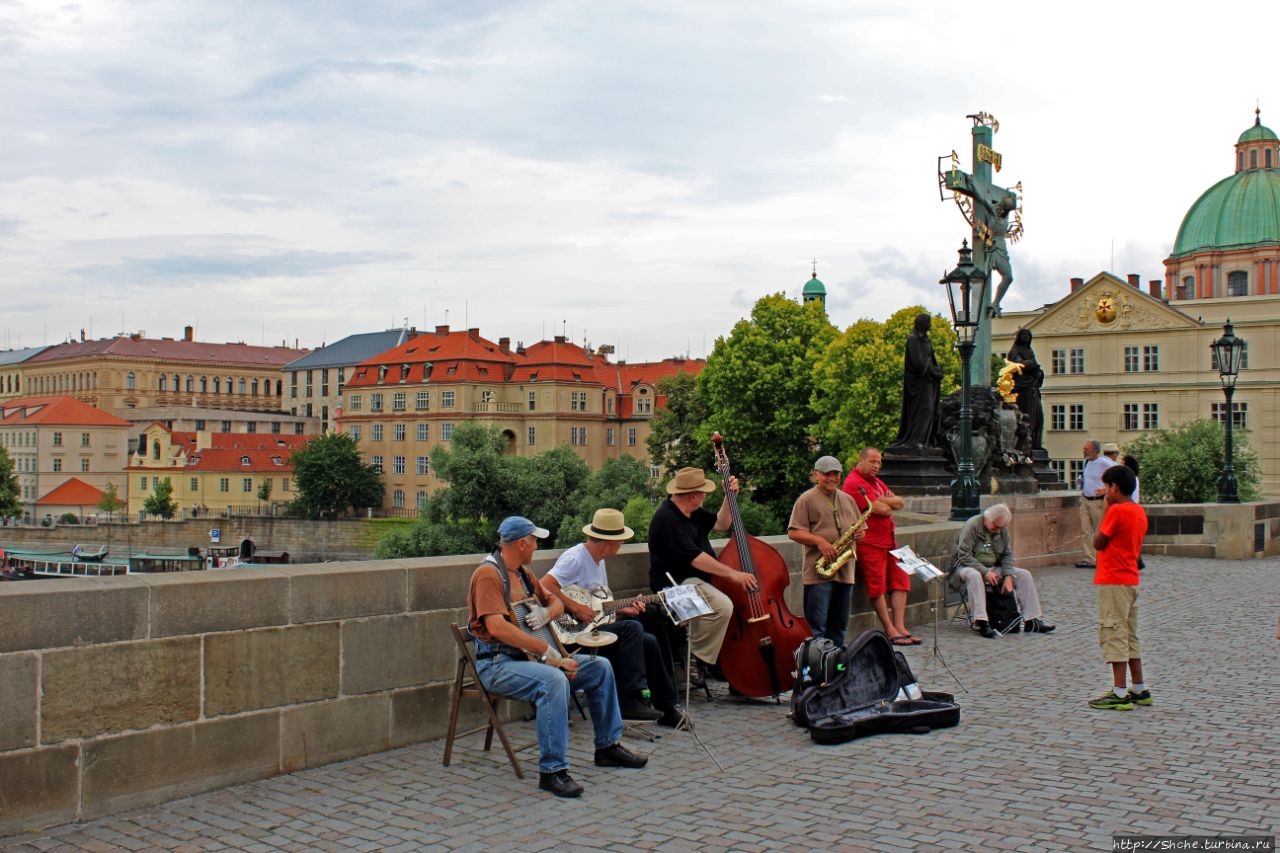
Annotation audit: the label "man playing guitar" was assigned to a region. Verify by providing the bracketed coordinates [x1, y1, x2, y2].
[466, 515, 648, 798]
[544, 508, 681, 727]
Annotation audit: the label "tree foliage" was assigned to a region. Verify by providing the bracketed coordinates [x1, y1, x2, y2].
[1124, 418, 1260, 504]
[142, 477, 178, 519]
[290, 432, 384, 519]
[697, 294, 838, 520]
[0, 446, 21, 518]
[647, 371, 708, 478]
[96, 481, 125, 519]
[552, 455, 656, 548]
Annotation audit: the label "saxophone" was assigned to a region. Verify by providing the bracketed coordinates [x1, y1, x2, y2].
[815, 488, 873, 579]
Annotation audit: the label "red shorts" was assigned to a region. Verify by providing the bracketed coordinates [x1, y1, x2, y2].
[856, 545, 910, 598]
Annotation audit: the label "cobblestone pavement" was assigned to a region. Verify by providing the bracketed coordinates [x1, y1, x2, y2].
[4, 556, 1278, 853]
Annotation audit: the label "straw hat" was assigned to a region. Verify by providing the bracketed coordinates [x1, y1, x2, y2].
[582, 508, 635, 541]
[665, 466, 718, 495]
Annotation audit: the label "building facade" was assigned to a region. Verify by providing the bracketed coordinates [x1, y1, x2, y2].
[282, 328, 415, 433]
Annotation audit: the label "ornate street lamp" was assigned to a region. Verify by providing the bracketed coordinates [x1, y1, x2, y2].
[1209, 320, 1245, 503]
[940, 240, 990, 521]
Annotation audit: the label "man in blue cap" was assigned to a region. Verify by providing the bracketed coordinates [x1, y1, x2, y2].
[466, 515, 648, 798]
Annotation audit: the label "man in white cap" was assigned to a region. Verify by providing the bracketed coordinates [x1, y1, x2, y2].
[466, 515, 647, 798]
[543, 508, 679, 726]
[647, 467, 757, 682]
[788, 455, 862, 645]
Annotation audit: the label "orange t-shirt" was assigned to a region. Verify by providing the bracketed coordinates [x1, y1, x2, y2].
[466, 560, 552, 643]
[1095, 500, 1147, 586]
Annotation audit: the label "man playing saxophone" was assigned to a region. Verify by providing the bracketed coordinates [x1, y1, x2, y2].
[787, 455, 864, 645]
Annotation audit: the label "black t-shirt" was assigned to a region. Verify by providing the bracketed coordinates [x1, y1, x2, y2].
[648, 497, 717, 591]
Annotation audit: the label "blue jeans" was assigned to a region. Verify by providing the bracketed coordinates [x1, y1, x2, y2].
[804, 581, 854, 646]
[475, 645, 622, 774]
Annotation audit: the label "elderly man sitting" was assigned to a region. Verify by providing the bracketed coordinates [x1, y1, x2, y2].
[950, 503, 1055, 638]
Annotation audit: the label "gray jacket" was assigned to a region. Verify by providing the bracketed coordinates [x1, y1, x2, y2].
[949, 514, 1014, 590]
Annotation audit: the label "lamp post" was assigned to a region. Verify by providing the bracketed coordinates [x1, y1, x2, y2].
[1209, 320, 1244, 503]
[940, 240, 990, 521]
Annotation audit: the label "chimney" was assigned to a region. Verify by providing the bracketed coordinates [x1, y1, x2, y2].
[435, 325, 450, 336]
[1070, 277, 1084, 292]
[554, 335, 567, 344]
[498, 337, 511, 354]
[467, 327, 480, 341]
[184, 325, 194, 342]
[1127, 274, 1140, 288]
[516, 341, 526, 355]
[1149, 280, 1163, 298]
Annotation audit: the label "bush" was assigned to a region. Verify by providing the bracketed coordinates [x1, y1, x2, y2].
[59, 512, 79, 525]
[1124, 418, 1260, 503]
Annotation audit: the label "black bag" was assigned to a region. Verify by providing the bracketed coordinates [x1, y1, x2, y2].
[792, 630, 960, 743]
[793, 637, 845, 691]
[985, 586, 1021, 633]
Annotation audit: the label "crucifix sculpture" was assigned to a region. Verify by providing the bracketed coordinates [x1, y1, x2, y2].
[938, 112, 1022, 386]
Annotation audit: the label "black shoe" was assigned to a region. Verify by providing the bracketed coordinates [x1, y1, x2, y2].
[1024, 618, 1056, 634]
[538, 769, 584, 798]
[974, 619, 998, 639]
[594, 742, 648, 768]
[618, 697, 662, 722]
[686, 659, 707, 690]
[656, 706, 685, 728]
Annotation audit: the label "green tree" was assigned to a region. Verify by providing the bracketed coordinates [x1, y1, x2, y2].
[290, 432, 384, 519]
[552, 455, 655, 548]
[257, 479, 272, 507]
[647, 372, 708, 478]
[812, 306, 960, 463]
[142, 478, 178, 519]
[0, 446, 21, 518]
[697, 294, 838, 520]
[1124, 418, 1260, 503]
[95, 481, 125, 520]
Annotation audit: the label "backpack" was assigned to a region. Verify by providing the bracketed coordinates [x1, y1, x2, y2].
[793, 637, 845, 692]
[986, 586, 1021, 633]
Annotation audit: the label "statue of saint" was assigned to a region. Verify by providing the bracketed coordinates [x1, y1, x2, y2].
[889, 313, 944, 451]
[1007, 327, 1044, 450]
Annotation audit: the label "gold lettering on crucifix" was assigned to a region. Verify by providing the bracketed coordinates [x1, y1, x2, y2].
[977, 144, 1002, 172]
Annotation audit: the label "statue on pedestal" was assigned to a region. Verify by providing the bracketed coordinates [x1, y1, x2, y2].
[1007, 328, 1044, 452]
[889, 313, 944, 452]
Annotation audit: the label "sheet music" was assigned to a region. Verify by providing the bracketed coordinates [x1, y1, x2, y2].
[662, 583, 714, 623]
[890, 545, 944, 581]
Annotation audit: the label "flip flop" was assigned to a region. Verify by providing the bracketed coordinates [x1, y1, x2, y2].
[906, 636, 923, 645]
[1074, 560, 1095, 568]
[890, 636, 915, 646]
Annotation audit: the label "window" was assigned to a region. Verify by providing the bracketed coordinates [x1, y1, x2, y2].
[80, 458, 90, 472]
[350, 424, 362, 441]
[127, 372, 136, 390]
[186, 375, 194, 392]
[140, 476, 148, 491]
[442, 423, 454, 441]
[240, 455, 251, 466]
[1227, 271, 1248, 296]
[200, 376, 208, 393]
[1051, 349, 1066, 375]
[416, 391, 429, 410]
[393, 456, 405, 474]
[416, 490, 427, 508]
[53, 458, 62, 472]
[246, 421, 257, 434]
[371, 393, 383, 412]
[52, 432, 63, 446]
[1211, 342, 1249, 370]
[527, 426, 536, 446]
[606, 427, 616, 446]
[219, 478, 229, 493]
[252, 379, 259, 395]
[416, 455, 430, 475]
[393, 392, 406, 411]
[1123, 403, 1139, 431]
[627, 428, 637, 447]
[372, 424, 384, 441]
[371, 455, 384, 473]
[416, 423, 429, 441]
[213, 377, 221, 394]
[1069, 348, 1085, 374]
[635, 391, 652, 414]
[571, 391, 588, 412]
[481, 389, 495, 404]
[1211, 401, 1248, 429]
[271, 422, 281, 434]
[1050, 405, 1066, 431]
[238, 378, 247, 394]
[1142, 403, 1159, 430]
[190, 478, 198, 492]
[282, 479, 290, 492]
[295, 423, 305, 435]
[1143, 346, 1159, 372]
[195, 419, 205, 431]
[1068, 404, 1084, 431]
[528, 391, 537, 411]
[221, 421, 231, 433]
[243, 478, 253, 492]
[571, 426, 587, 446]
[349, 395, 362, 412]
[393, 423, 406, 441]
[1068, 459, 1084, 486]
[158, 375, 167, 391]
[393, 489, 405, 508]
[441, 390, 455, 409]
[1123, 347, 1139, 373]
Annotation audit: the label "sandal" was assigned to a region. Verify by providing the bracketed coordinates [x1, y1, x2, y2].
[890, 636, 915, 646]
[906, 636, 923, 645]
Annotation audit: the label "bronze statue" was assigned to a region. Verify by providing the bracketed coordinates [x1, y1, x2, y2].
[889, 313, 944, 451]
[1007, 328, 1044, 451]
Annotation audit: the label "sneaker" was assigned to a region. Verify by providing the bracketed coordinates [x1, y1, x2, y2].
[973, 619, 998, 639]
[594, 742, 648, 768]
[1023, 618, 1056, 634]
[1126, 689, 1153, 706]
[618, 697, 662, 722]
[1088, 691, 1134, 710]
[538, 769, 584, 798]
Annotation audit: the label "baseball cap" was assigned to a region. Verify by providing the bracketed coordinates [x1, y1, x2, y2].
[814, 455, 843, 473]
[497, 516, 550, 542]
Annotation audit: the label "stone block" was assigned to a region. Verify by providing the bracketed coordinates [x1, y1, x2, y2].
[287, 563, 406, 623]
[0, 577, 148, 653]
[43, 638, 201, 743]
[0, 653, 38, 751]
[408, 556, 475, 613]
[0, 745, 80, 836]
[204, 623, 339, 716]
[280, 694, 390, 772]
[81, 713, 279, 820]
[145, 569, 290, 637]
[341, 613, 449, 695]
[388, 682, 457, 747]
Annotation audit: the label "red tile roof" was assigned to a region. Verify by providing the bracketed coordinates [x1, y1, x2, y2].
[37, 477, 106, 506]
[0, 397, 133, 427]
[29, 336, 306, 367]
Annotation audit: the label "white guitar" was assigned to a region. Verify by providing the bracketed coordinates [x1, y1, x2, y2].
[552, 584, 664, 646]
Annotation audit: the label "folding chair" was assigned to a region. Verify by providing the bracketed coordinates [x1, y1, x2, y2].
[442, 623, 532, 778]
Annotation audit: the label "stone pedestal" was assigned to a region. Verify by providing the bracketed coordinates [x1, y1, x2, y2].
[1031, 448, 1069, 492]
[879, 446, 951, 495]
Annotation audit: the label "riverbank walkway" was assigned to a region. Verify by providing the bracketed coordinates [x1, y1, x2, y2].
[3, 555, 1277, 852]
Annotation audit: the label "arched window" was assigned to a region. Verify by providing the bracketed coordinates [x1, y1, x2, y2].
[226, 377, 233, 394]
[200, 376, 208, 393]
[158, 375, 167, 391]
[127, 372, 136, 390]
[1268, 149, 1274, 169]
[173, 374, 180, 391]
[238, 378, 246, 394]
[1179, 275, 1194, 299]
[213, 378, 221, 394]
[1238, 151, 1244, 171]
[1228, 271, 1249, 296]
[393, 489, 405, 508]
[276, 380, 283, 396]
[1251, 150, 1258, 169]
[186, 375, 194, 392]
[252, 379, 260, 395]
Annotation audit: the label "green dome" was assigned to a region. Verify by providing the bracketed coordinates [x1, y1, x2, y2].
[802, 273, 826, 297]
[1238, 122, 1278, 144]
[1170, 169, 1280, 257]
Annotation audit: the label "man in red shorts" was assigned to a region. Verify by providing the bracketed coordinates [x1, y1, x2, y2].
[842, 447, 919, 645]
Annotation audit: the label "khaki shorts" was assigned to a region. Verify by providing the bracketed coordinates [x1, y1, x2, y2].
[1097, 585, 1140, 663]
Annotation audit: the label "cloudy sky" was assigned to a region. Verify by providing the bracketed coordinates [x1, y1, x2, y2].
[2, 1, 1276, 361]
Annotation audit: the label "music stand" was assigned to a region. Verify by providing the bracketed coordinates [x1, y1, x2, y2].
[923, 574, 966, 692]
[661, 583, 724, 772]
[890, 545, 965, 693]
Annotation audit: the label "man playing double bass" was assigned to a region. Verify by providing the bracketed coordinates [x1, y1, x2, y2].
[648, 467, 757, 683]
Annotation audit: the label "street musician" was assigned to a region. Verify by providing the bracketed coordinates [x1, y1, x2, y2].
[787, 455, 863, 645]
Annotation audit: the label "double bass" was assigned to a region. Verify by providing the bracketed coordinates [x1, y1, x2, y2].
[708, 433, 811, 700]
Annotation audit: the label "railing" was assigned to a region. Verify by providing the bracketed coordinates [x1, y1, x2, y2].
[471, 401, 520, 413]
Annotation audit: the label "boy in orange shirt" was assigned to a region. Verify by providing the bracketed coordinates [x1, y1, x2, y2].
[1088, 465, 1151, 710]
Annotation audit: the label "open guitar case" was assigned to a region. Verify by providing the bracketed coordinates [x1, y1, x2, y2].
[792, 630, 960, 744]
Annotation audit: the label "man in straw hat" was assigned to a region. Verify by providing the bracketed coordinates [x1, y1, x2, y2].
[647, 467, 757, 683]
[467, 516, 648, 798]
[544, 508, 679, 726]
